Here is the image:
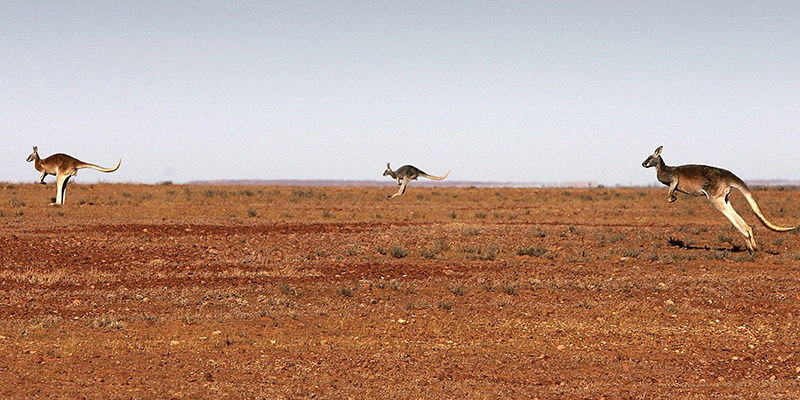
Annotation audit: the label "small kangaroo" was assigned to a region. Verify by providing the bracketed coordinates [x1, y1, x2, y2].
[383, 163, 450, 198]
[26, 146, 121, 205]
[642, 145, 795, 251]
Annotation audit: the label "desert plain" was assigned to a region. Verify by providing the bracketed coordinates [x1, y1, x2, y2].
[1, 182, 800, 399]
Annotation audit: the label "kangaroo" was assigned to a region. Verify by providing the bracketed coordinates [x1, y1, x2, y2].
[642, 145, 794, 251]
[26, 146, 121, 205]
[383, 163, 450, 198]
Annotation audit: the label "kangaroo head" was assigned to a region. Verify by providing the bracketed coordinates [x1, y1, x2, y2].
[642, 146, 663, 168]
[383, 163, 393, 176]
[26, 146, 39, 163]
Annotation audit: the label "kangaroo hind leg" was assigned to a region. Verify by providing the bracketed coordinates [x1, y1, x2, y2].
[709, 196, 757, 251]
[390, 177, 410, 198]
[54, 174, 71, 206]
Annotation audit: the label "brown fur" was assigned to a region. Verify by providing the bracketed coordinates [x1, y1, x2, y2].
[642, 146, 794, 251]
[383, 163, 449, 198]
[26, 146, 121, 205]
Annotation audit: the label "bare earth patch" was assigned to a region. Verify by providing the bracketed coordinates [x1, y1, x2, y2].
[1, 183, 800, 398]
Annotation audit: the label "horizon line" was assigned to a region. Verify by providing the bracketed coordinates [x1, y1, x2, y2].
[4, 179, 799, 189]
[181, 178, 800, 189]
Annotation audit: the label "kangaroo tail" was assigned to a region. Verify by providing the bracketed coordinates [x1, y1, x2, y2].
[736, 184, 796, 232]
[80, 159, 121, 173]
[421, 170, 450, 181]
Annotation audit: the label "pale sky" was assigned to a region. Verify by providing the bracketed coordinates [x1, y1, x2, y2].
[2, 1, 799, 186]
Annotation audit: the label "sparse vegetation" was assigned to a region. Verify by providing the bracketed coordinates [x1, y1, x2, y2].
[448, 283, 468, 296]
[389, 246, 408, 258]
[279, 283, 298, 296]
[337, 286, 353, 297]
[90, 315, 126, 330]
[464, 245, 497, 260]
[499, 282, 517, 295]
[2, 184, 799, 399]
[463, 228, 481, 236]
[518, 246, 548, 257]
[436, 300, 453, 310]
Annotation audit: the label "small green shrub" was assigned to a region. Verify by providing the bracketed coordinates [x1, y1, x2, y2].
[448, 283, 468, 296]
[390, 246, 407, 258]
[464, 228, 481, 236]
[620, 249, 641, 258]
[437, 301, 453, 310]
[279, 283, 298, 296]
[518, 246, 548, 257]
[500, 283, 517, 295]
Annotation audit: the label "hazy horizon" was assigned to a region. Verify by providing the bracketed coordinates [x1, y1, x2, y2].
[4, 2, 799, 186]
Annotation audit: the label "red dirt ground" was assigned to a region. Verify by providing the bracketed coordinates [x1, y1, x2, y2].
[1, 183, 800, 398]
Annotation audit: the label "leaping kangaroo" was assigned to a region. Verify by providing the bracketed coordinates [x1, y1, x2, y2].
[383, 163, 450, 198]
[642, 145, 795, 251]
[26, 146, 121, 205]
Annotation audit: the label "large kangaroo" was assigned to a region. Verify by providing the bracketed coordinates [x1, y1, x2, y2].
[26, 146, 121, 205]
[383, 163, 450, 198]
[642, 145, 794, 251]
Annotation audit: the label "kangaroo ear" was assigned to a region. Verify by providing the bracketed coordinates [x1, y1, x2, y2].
[33, 146, 38, 152]
[386, 163, 391, 169]
[654, 146, 663, 156]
